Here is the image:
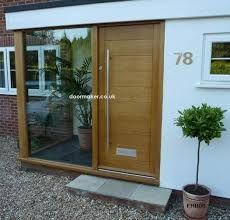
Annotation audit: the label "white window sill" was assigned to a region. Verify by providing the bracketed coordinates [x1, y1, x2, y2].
[0, 91, 17, 96]
[195, 82, 230, 89]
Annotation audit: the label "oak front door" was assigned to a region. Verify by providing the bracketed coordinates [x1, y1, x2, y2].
[98, 23, 164, 178]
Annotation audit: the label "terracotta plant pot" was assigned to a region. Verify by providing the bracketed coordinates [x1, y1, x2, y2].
[183, 184, 211, 219]
[78, 127, 92, 151]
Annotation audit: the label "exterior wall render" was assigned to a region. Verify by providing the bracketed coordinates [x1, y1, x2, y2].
[5, 0, 230, 30]
[160, 17, 230, 199]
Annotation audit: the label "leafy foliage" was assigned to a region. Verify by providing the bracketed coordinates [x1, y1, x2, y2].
[51, 56, 92, 98]
[51, 56, 92, 128]
[175, 103, 226, 144]
[76, 99, 92, 128]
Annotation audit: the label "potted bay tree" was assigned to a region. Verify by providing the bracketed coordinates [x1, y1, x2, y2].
[175, 103, 226, 219]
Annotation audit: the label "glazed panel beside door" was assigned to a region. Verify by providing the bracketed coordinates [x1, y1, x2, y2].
[98, 23, 164, 178]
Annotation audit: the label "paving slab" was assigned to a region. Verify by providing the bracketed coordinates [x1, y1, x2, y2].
[66, 175, 107, 192]
[130, 184, 172, 206]
[96, 179, 139, 199]
[66, 174, 172, 213]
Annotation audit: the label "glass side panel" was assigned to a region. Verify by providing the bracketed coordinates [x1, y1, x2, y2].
[26, 50, 39, 89]
[212, 43, 230, 58]
[0, 52, 5, 88]
[26, 28, 92, 167]
[211, 60, 230, 75]
[9, 51, 16, 88]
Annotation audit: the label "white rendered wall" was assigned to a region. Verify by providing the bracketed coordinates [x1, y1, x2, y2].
[5, 0, 230, 30]
[160, 17, 230, 198]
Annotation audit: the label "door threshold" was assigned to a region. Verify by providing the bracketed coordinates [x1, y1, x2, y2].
[98, 168, 156, 179]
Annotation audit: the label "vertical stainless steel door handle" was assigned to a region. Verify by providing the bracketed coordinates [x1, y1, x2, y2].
[106, 49, 110, 149]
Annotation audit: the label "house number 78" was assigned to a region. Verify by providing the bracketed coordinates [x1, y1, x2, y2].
[174, 52, 193, 65]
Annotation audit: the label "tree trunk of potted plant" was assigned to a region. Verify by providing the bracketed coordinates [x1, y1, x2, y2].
[183, 141, 211, 219]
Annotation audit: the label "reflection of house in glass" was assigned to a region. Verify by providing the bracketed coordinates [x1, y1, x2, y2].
[26, 28, 92, 167]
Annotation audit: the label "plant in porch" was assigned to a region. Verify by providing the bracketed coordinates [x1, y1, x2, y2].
[75, 98, 92, 150]
[51, 57, 92, 150]
[175, 103, 226, 219]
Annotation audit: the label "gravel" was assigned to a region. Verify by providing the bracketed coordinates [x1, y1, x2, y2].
[0, 136, 230, 220]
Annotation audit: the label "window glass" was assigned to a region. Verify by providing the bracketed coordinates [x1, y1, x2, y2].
[211, 60, 230, 75]
[9, 51, 16, 88]
[211, 42, 230, 75]
[26, 50, 39, 89]
[212, 43, 230, 58]
[0, 52, 5, 88]
[44, 49, 57, 90]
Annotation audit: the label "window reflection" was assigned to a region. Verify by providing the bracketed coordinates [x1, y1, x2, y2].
[0, 51, 5, 88]
[9, 51, 16, 88]
[26, 28, 92, 167]
[26, 50, 39, 89]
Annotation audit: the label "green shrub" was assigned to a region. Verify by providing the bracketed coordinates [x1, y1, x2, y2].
[175, 103, 226, 144]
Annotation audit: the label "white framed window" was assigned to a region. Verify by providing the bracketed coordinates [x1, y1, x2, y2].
[0, 45, 59, 95]
[203, 34, 230, 83]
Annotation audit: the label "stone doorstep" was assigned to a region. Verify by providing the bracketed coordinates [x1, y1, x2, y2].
[66, 175, 172, 213]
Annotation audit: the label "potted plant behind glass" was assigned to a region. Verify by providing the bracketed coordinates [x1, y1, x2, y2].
[51, 57, 92, 150]
[76, 98, 92, 150]
[175, 103, 226, 219]
[72, 57, 92, 150]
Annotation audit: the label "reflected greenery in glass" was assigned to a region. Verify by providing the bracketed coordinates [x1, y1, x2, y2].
[26, 27, 92, 166]
[211, 42, 230, 75]
[212, 43, 230, 58]
[211, 60, 230, 75]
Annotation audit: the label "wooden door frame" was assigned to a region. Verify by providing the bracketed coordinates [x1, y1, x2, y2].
[15, 21, 164, 185]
